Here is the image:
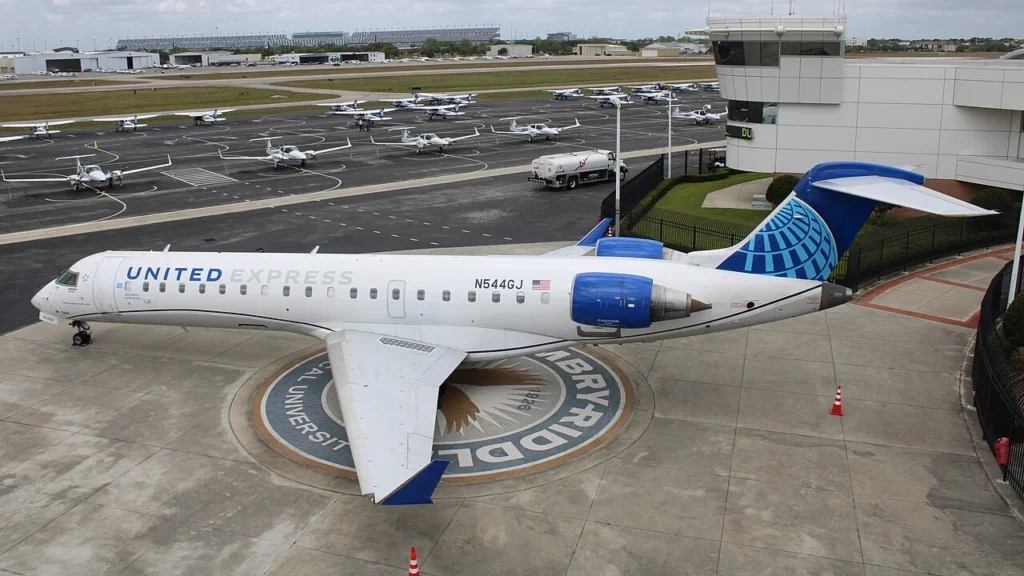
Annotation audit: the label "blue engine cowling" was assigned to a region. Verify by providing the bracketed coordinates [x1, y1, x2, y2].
[594, 237, 664, 259]
[570, 273, 709, 329]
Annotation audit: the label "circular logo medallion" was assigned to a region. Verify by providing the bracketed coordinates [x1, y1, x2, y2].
[254, 347, 634, 482]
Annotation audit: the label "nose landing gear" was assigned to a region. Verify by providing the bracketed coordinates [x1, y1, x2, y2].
[70, 320, 92, 346]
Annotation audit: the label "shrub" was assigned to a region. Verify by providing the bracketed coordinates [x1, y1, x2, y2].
[1012, 347, 1024, 372]
[873, 202, 897, 223]
[972, 187, 1012, 213]
[765, 175, 800, 206]
[1002, 295, 1024, 349]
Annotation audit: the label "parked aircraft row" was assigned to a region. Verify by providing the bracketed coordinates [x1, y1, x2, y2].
[0, 110, 236, 142]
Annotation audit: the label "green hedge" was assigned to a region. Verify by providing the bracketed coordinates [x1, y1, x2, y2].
[624, 169, 737, 232]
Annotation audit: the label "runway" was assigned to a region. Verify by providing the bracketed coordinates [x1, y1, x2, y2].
[0, 93, 727, 235]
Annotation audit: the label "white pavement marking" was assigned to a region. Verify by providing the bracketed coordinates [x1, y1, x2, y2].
[0, 141, 723, 246]
[161, 167, 238, 187]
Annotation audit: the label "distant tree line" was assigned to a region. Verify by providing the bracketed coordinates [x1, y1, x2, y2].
[846, 37, 1020, 53]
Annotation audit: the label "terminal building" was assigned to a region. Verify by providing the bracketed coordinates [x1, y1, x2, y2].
[691, 16, 1024, 193]
[13, 50, 158, 74]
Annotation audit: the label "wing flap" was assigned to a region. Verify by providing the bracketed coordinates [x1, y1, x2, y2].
[813, 176, 998, 216]
[325, 330, 466, 504]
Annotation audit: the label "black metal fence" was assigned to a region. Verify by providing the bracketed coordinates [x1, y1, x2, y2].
[973, 259, 1024, 500]
[600, 155, 665, 221]
[625, 206, 1016, 292]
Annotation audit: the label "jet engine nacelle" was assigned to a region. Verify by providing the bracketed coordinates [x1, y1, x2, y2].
[595, 237, 664, 259]
[570, 272, 711, 329]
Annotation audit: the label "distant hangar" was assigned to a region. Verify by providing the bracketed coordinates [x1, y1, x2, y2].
[13, 50, 158, 74]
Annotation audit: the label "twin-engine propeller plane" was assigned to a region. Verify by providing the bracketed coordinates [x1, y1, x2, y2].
[489, 117, 581, 141]
[420, 104, 466, 120]
[174, 109, 236, 126]
[91, 114, 162, 132]
[30, 161, 997, 505]
[1, 154, 172, 191]
[217, 136, 352, 168]
[673, 104, 726, 125]
[1, 120, 75, 139]
[370, 127, 479, 154]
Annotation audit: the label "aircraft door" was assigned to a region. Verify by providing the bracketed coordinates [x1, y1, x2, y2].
[387, 280, 406, 319]
[92, 257, 123, 314]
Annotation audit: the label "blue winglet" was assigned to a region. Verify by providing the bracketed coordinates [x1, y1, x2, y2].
[578, 218, 613, 247]
[381, 459, 449, 506]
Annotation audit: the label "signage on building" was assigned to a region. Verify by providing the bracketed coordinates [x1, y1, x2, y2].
[725, 124, 753, 140]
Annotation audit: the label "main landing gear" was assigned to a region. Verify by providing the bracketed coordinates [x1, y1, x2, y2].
[71, 321, 92, 346]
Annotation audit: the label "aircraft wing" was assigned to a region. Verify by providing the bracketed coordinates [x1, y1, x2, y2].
[43, 120, 75, 127]
[1, 171, 69, 183]
[92, 114, 162, 122]
[218, 149, 272, 161]
[448, 128, 480, 142]
[324, 330, 463, 504]
[0, 135, 28, 143]
[2, 122, 43, 128]
[557, 118, 582, 131]
[369, 136, 420, 147]
[310, 139, 353, 155]
[174, 112, 207, 119]
[489, 126, 528, 136]
[119, 155, 172, 176]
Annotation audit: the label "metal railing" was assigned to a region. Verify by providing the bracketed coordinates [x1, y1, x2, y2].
[973, 259, 1024, 500]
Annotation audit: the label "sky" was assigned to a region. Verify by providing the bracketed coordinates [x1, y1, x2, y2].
[0, 0, 1020, 52]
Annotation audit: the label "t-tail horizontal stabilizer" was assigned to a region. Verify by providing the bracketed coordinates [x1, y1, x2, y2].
[694, 161, 997, 281]
[380, 459, 449, 505]
[542, 218, 613, 257]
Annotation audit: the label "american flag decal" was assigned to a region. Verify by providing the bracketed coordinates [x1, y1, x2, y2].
[532, 280, 550, 291]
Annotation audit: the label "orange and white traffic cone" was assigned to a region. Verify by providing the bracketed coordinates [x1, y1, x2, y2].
[408, 547, 420, 576]
[830, 384, 843, 416]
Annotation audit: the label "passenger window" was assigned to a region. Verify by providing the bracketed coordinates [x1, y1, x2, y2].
[177, 283, 185, 293]
[283, 286, 291, 297]
[516, 292, 525, 304]
[350, 287, 358, 299]
[199, 283, 206, 294]
[392, 288, 401, 300]
[492, 291, 500, 303]
[327, 287, 336, 298]
[240, 284, 247, 295]
[370, 288, 378, 299]
[305, 286, 313, 297]
[417, 289, 425, 301]
[142, 281, 149, 293]
[261, 285, 269, 296]
[468, 290, 476, 302]
[159, 282, 166, 293]
[219, 284, 226, 295]
[442, 290, 450, 302]
[541, 292, 550, 304]
[124, 280, 132, 292]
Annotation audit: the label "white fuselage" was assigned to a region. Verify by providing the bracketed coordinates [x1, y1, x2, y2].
[33, 251, 835, 362]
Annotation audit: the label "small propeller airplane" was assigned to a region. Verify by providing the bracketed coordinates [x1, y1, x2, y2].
[626, 83, 666, 94]
[490, 117, 581, 141]
[590, 94, 633, 108]
[420, 104, 466, 120]
[1, 154, 172, 191]
[1, 120, 76, 139]
[315, 100, 363, 115]
[330, 108, 395, 125]
[637, 91, 677, 104]
[385, 94, 428, 109]
[370, 127, 479, 154]
[174, 109, 237, 126]
[416, 92, 476, 105]
[672, 104, 726, 125]
[546, 88, 584, 100]
[588, 86, 623, 96]
[91, 114, 162, 132]
[217, 137, 352, 168]
[669, 83, 700, 93]
[701, 82, 721, 92]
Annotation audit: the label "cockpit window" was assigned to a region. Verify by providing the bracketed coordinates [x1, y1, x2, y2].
[55, 270, 79, 287]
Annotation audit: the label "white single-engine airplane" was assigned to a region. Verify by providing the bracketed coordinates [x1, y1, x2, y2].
[637, 91, 676, 104]
[669, 83, 699, 93]
[218, 137, 352, 168]
[331, 108, 396, 125]
[2, 154, 171, 190]
[490, 117, 581, 141]
[30, 161, 996, 505]
[589, 86, 623, 96]
[174, 109, 236, 126]
[91, 114, 162, 132]
[370, 127, 479, 154]
[420, 104, 466, 120]
[316, 100, 363, 115]
[546, 88, 584, 100]
[672, 104, 726, 125]
[1, 120, 75, 139]
[627, 83, 665, 94]
[417, 92, 475, 105]
[590, 94, 633, 108]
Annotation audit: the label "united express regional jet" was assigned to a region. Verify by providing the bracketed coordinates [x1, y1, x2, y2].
[31, 162, 995, 506]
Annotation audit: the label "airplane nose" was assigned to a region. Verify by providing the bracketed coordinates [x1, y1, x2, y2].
[31, 285, 52, 311]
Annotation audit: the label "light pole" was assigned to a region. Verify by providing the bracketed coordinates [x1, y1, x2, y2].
[666, 93, 674, 178]
[614, 97, 622, 236]
[1010, 202, 1024, 304]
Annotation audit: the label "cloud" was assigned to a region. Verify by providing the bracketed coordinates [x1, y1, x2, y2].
[0, 0, 1018, 51]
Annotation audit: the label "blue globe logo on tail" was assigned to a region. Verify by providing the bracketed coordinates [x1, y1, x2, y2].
[717, 197, 838, 281]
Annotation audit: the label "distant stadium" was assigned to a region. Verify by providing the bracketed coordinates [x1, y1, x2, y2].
[118, 27, 501, 52]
